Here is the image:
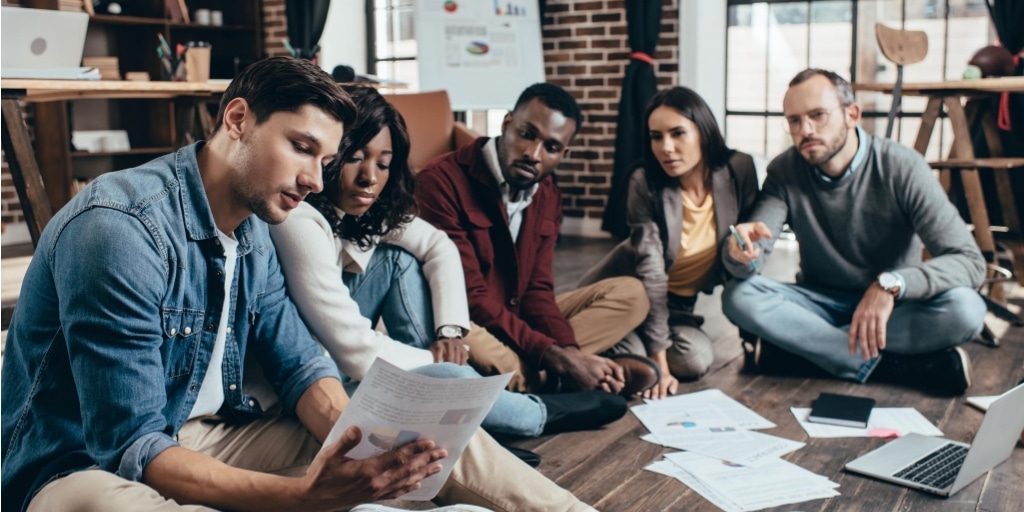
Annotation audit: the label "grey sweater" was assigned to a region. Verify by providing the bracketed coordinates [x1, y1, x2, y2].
[723, 131, 985, 300]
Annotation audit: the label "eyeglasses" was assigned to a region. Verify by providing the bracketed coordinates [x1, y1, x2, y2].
[782, 106, 844, 134]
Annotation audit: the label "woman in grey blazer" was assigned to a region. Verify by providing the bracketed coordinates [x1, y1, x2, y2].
[580, 87, 759, 398]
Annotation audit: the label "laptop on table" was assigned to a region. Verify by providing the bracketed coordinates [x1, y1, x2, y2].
[1, 7, 92, 80]
[845, 382, 1024, 496]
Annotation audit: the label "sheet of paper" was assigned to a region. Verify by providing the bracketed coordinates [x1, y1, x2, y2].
[664, 452, 840, 511]
[642, 389, 775, 430]
[791, 407, 943, 438]
[645, 460, 743, 512]
[321, 359, 512, 500]
[642, 430, 805, 467]
[966, 395, 998, 412]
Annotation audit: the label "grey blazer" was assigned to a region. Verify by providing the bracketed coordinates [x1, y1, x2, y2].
[578, 151, 758, 354]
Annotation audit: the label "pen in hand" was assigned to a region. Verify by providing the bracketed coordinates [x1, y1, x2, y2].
[729, 224, 759, 271]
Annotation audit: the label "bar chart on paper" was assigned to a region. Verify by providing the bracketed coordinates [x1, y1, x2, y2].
[494, 0, 529, 16]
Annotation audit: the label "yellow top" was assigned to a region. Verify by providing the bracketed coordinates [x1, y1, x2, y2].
[667, 190, 717, 297]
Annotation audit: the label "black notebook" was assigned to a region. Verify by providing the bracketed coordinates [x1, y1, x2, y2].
[808, 392, 875, 428]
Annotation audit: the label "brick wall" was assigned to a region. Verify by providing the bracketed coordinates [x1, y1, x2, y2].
[542, 0, 678, 234]
[263, 0, 290, 58]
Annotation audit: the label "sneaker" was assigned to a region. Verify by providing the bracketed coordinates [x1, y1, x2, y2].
[351, 505, 495, 512]
[538, 390, 627, 435]
[872, 347, 972, 396]
[743, 337, 829, 378]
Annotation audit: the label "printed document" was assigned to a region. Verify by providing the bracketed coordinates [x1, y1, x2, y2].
[321, 359, 512, 500]
[791, 407, 943, 438]
[642, 430, 805, 467]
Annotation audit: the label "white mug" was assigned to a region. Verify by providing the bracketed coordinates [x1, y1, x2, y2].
[194, 8, 211, 25]
[210, 10, 223, 26]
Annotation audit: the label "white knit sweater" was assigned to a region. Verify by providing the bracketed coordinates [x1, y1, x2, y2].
[269, 201, 470, 381]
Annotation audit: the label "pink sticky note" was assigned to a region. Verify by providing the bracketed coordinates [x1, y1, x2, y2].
[869, 427, 901, 439]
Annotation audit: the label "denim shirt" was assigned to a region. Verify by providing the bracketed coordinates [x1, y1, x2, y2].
[1, 143, 340, 511]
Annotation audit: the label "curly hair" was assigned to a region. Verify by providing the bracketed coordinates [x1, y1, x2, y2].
[304, 85, 416, 250]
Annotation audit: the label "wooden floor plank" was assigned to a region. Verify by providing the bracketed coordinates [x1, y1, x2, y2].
[506, 239, 1024, 512]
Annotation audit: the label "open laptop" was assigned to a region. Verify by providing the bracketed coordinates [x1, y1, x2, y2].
[845, 382, 1024, 496]
[1, 7, 92, 79]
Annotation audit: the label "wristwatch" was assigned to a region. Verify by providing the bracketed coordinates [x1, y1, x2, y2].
[877, 272, 901, 297]
[436, 325, 465, 339]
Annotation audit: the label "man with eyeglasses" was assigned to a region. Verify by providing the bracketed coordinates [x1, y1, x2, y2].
[719, 68, 986, 396]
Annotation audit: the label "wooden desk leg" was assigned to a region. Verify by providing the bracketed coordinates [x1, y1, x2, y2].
[943, 97, 1001, 294]
[915, 97, 951, 189]
[1, 99, 53, 247]
[979, 104, 1024, 285]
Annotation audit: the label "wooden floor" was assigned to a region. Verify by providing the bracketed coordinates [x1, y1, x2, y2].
[502, 236, 1024, 512]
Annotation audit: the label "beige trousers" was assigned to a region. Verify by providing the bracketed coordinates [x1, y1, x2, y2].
[464, 276, 649, 393]
[28, 415, 590, 512]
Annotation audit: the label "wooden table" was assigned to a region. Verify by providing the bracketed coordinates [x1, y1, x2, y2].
[1, 79, 229, 246]
[854, 77, 1024, 285]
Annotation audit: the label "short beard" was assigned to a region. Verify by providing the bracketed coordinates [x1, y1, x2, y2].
[801, 125, 850, 167]
[229, 139, 285, 225]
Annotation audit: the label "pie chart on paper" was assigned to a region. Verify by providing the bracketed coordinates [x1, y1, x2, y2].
[466, 41, 490, 55]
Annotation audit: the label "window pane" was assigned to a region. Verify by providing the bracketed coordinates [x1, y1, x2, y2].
[855, 0, 903, 115]
[946, 0, 993, 80]
[374, 7, 416, 60]
[376, 60, 419, 91]
[766, 2, 809, 111]
[809, 1, 852, 73]
[727, 4, 768, 112]
[726, 115, 767, 161]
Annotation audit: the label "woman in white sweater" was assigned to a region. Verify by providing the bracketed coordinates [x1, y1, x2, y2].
[270, 85, 625, 438]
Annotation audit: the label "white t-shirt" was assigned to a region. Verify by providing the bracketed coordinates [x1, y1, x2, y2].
[188, 230, 239, 419]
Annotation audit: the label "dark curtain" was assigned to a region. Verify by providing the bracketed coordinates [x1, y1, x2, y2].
[974, 1, 1024, 231]
[286, 0, 331, 59]
[601, 0, 662, 239]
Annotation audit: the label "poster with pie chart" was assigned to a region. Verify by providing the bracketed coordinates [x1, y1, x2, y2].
[416, 0, 544, 110]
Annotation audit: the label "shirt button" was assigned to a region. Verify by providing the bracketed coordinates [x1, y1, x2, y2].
[216, 270, 223, 277]
[206, 323, 215, 331]
[183, 327, 192, 335]
[508, 297, 519, 307]
[248, 400, 255, 407]
[190, 384, 196, 391]
[229, 384, 237, 391]
[169, 328, 177, 336]
[226, 327, 232, 334]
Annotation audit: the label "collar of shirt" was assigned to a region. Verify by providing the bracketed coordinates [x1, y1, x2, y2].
[332, 205, 376, 274]
[814, 125, 867, 183]
[483, 136, 539, 204]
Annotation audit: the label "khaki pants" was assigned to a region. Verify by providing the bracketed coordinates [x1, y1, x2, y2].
[464, 276, 649, 393]
[28, 415, 590, 512]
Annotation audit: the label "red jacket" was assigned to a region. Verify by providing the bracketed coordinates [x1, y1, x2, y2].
[416, 138, 577, 369]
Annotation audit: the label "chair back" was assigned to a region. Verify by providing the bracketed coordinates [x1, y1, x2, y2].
[384, 90, 456, 172]
[875, 23, 928, 66]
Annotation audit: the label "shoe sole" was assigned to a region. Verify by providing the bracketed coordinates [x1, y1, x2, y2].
[954, 346, 973, 389]
[607, 353, 661, 394]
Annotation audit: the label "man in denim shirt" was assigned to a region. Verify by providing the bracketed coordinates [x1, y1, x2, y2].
[2, 58, 593, 512]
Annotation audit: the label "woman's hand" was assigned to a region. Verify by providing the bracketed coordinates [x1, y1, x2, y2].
[641, 351, 678, 400]
[430, 338, 469, 365]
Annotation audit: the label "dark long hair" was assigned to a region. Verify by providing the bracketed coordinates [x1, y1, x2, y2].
[305, 85, 416, 250]
[640, 86, 732, 193]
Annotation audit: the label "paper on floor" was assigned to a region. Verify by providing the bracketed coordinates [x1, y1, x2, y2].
[790, 407, 943, 438]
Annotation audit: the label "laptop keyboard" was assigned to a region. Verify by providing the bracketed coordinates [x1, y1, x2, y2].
[893, 443, 969, 490]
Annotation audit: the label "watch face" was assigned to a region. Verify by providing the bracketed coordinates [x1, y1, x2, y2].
[438, 325, 462, 338]
[879, 272, 899, 290]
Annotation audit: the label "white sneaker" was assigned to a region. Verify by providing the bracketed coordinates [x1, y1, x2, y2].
[350, 504, 495, 512]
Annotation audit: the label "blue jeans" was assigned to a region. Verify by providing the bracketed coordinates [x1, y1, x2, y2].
[721, 276, 986, 382]
[344, 245, 545, 437]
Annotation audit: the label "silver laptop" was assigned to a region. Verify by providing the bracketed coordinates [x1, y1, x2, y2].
[1, 6, 90, 79]
[845, 382, 1024, 496]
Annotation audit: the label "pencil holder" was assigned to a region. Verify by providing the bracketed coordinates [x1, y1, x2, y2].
[185, 47, 211, 82]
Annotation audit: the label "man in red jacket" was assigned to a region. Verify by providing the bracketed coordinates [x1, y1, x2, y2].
[417, 83, 658, 397]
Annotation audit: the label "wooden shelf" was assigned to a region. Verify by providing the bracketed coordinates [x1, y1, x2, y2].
[71, 147, 175, 158]
[168, 23, 255, 31]
[88, 14, 168, 26]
